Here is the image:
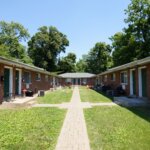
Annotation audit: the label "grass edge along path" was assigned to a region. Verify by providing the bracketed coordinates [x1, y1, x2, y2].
[37, 87, 73, 104]
[0, 108, 66, 150]
[84, 106, 150, 150]
[79, 86, 112, 103]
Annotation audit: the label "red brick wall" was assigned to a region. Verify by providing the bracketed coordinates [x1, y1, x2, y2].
[101, 70, 130, 96]
[87, 78, 95, 86]
[99, 64, 150, 100]
[0, 63, 53, 103]
[22, 70, 52, 93]
[58, 78, 66, 86]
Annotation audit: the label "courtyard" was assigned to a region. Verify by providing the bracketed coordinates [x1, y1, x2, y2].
[0, 86, 150, 150]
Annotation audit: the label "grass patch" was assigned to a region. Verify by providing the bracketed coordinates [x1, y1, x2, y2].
[0, 108, 66, 150]
[37, 88, 73, 104]
[84, 106, 150, 150]
[79, 86, 112, 103]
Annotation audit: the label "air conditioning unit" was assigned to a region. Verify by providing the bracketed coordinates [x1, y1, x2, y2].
[38, 90, 45, 97]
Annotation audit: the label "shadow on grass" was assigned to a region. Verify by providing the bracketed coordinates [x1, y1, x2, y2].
[126, 106, 150, 123]
[93, 88, 150, 123]
[93, 89, 114, 101]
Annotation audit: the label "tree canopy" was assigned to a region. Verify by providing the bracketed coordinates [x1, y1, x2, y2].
[0, 21, 32, 63]
[57, 52, 76, 73]
[110, 32, 137, 66]
[111, 0, 150, 66]
[28, 26, 69, 71]
[76, 55, 88, 72]
[85, 42, 112, 74]
[125, 0, 150, 59]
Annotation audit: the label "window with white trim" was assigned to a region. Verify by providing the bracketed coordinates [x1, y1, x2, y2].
[23, 72, 31, 83]
[120, 71, 128, 84]
[66, 78, 71, 83]
[82, 78, 87, 84]
[111, 73, 116, 81]
[49, 77, 53, 85]
[35, 73, 41, 81]
[104, 75, 107, 82]
[45, 75, 49, 81]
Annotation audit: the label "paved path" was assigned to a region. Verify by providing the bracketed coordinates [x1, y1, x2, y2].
[55, 86, 90, 150]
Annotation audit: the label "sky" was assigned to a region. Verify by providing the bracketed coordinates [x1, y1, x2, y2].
[1, 0, 131, 60]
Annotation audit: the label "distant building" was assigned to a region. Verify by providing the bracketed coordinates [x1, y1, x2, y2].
[58, 73, 96, 86]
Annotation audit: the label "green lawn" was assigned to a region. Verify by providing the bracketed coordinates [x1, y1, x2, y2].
[0, 108, 66, 150]
[37, 88, 73, 104]
[84, 106, 150, 150]
[79, 86, 112, 103]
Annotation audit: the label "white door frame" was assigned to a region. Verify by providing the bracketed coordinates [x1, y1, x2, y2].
[53, 77, 56, 88]
[138, 66, 146, 97]
[16, 69, 22, 95]
[130, 69, 135, 95]
[4, 66, 13, 95]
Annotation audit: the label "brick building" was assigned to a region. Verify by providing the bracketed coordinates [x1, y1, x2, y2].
[96, 57, 150, 100]
[0, 56, 54, 103]
[58, 73, 96, 86]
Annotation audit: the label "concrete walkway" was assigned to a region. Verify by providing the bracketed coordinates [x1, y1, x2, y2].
[55, 86, 90, 150]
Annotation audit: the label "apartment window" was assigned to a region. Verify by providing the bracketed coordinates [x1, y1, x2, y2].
[120, 71, 128, 84]
[49, 77, 53, 85]
[66, 78, 71, 83]
[45, 75, 49, 81]
[35, 73, 41, 81]
[82, 78, 87, 84]
[104, 75, 107, 82]
[23, 72, 31, 83]
[99, 76, 102, 84]
[111, 73, 116, 81]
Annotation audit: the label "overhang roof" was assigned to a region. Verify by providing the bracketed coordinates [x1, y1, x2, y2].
[0, 56, 51, 75]
[58, 72, 96, 78]
[98, 56, 150, 76]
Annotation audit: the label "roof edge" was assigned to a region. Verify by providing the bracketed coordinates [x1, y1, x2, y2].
[98, 56, 150, 76]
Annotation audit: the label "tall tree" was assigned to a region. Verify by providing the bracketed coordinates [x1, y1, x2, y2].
[57, 52, 76, 73]
[111, 0, 150, 66]
[86, 42, 112, 74]
[0, 21, 32, 63]
[124, 0, 150, 58]
[76, 55, 88, 72]
[28, 26, 69, 71]
[110, 32, 137, 66]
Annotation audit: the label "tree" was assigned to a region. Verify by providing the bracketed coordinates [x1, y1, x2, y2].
[0, 21, 31, 63]
[124, 0, 150, 58]
[28, 26, 69, 71]
[110, 32, 137, 66]
[57, 52, 76, 73]
[76, 55, 88, 72]
[110, 0, 150, 66]
[85, 42, 112, 74]
[0, 44, 9, 58]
